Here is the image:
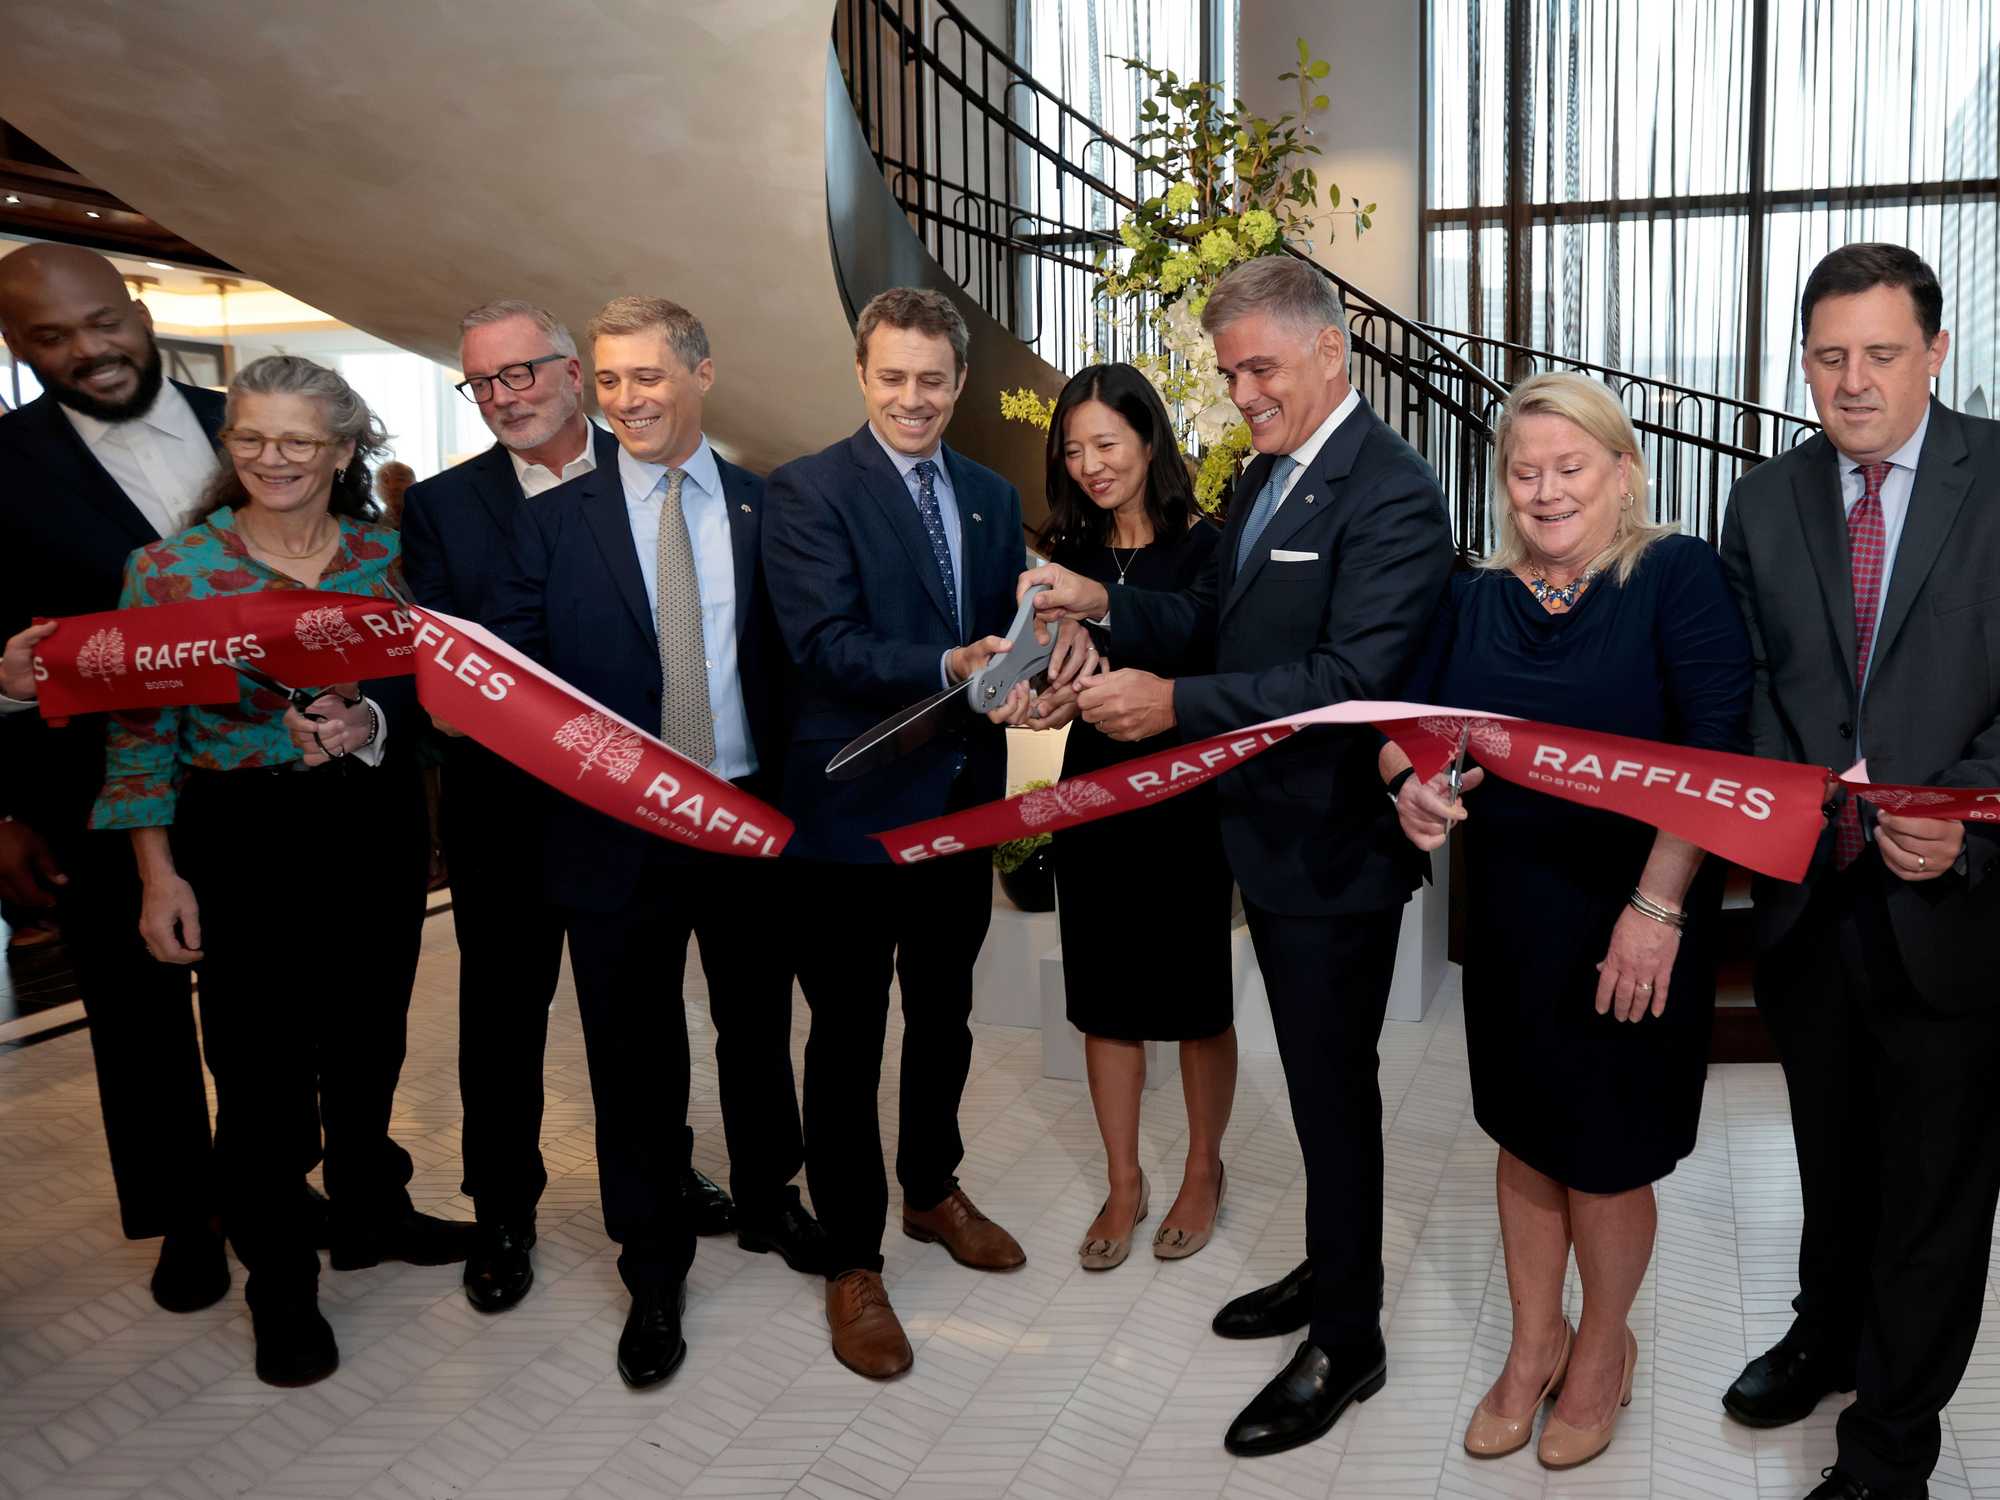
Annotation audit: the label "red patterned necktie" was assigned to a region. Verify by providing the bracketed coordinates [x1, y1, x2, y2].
[1835, 460, 1891, 869]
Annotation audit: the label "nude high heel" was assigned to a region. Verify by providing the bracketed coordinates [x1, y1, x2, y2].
[1464, 1318, 1572, 1457]
[1537, 1325, 1637, 1470]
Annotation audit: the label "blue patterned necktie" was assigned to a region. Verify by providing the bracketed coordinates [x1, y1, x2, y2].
[1235, 453, 1300, 570]
[911, 458, 960, 629]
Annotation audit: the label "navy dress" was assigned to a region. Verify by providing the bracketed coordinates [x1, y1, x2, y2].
[1413, 534, 1751, 1191]
[1053, 522, 1235, 1041]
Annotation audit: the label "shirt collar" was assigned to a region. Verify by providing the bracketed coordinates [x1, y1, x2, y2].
[1281, 386, 1361, 476]
[506, 420, 598, 486]
[61, 380, 196, 447]
[868, 421, 946, 482]
[1836, 406, 1931, 479]
[617, 433, 719, 505]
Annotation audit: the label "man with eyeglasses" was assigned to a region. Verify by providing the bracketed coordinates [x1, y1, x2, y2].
[401, 300, 656, 1316]
[0, 241, 235, 1314]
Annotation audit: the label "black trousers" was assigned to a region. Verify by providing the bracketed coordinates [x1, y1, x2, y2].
[1244, 901, 1401, 1350]
[175, 761, 429, 1309]
[47, 822, 212, 1240]
[1758, 868, 2000, 1489]
[793, 848, 993, 1276]
[562, 846, 803, 1295]
[441, 743, 566, 1226]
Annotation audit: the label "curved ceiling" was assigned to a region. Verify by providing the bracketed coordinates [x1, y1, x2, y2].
[0, 1, 860, 472]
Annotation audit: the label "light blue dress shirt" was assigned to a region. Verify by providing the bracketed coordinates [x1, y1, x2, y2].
[869, 423, 968, 686]
[616, 438, 756, 780]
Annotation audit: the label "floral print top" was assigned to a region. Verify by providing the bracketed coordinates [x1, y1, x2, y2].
[89, 507, 405, 830]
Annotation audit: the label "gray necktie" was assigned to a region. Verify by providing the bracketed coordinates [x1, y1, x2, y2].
[1235, 454, 1300, 570]
[654, 468, 715, 764]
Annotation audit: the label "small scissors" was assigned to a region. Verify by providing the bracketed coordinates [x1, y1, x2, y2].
[228, 658, 357, 719]
[1443, 723, 1472, 810]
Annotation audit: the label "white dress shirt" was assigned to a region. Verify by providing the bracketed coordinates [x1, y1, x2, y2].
[508, 420, 599, 497]
[1267, 385, 1361, 516]
[615, 438, 755, 779]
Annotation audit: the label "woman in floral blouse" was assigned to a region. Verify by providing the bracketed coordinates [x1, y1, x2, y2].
[90, 355, 468, 1387]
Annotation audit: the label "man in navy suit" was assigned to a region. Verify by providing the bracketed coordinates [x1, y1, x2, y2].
[0, 243, 231, 1313]
[402, 299, 637, 1315]
[485, 295, 820, 1389]
[1024, 255, 1455, 1456]
[763, 288, 1036, 1380]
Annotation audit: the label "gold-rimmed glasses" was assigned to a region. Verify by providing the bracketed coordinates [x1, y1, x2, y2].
[220, 429, 338, 462]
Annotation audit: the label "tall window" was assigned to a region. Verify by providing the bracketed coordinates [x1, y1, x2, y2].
[1425, 0, 1999, 420]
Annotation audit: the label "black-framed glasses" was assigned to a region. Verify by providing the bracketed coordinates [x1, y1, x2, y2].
[219, 430, 338, 462]
[454, 353, 565, 404]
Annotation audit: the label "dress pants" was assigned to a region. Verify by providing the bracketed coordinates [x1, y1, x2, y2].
[562, 844, 803, 1294]
[174, 761, 429, 1309]
[1243, 901, 1401, 1349]
[1758, 865, 2000, 1489]
[442, 742, 566, 1227]
[793, 846, 993, 1276]
[49, 822, 212, 1240]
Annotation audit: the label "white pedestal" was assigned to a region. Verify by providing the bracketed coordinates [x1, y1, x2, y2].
[972, 872, 1058, 1029]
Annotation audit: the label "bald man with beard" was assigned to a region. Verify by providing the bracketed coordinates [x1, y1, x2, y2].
[0, 242, 239, 1312]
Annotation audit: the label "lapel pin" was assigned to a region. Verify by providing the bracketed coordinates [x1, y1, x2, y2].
[1304, 493, 1315, 505]
[740, 504, 752, 513]
[972, 512, 982, 523]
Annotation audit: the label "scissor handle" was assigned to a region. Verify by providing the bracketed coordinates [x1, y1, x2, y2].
[965, 584, 1055, 712]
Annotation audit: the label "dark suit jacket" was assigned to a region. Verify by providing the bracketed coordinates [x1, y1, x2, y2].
[484, 445, 785, 912]
[1720, 398, 2000, 1011]
[0, 381, 225, 832]
[401, 424, 622, 621]
[762, 424, 1024, 863]
[1110, 396, 1455, 916]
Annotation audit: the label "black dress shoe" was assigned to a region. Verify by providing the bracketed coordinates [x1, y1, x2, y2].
[151, 1225, 231, 1313]
[1223, 1335, 1388, 1457]
[617, 1283, 688, 1389]
[329, 1209, 479, 1270]
[1803, 1466, 1928, 1499]
[251, 1299, 339, 1387]
[1213, 1259, 1313, 1340]
[1724, 1329, 1855, 1428]
[463, 1222, 536, 1313]
[737, 1195, 831, 1275]
[684, 1167, 735, 1235]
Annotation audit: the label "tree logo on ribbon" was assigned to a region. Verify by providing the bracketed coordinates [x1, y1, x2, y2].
[1417, 715, 1513, 761]
[1018, 779, 1119, 827]
[552, 711, 646, 783]
[76, 627, 128, 686]
[1858, 788, 1956, 811]
[294, 606, 365, 662]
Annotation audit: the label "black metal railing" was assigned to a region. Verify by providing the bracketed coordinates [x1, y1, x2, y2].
[830, 0, 1798, 552]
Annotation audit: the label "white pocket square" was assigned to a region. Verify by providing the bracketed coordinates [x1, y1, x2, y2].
[1269, 548, 1319, 562]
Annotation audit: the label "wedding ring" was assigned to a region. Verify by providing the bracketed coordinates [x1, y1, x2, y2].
[1637, 981, 1653, 992]
[1918, 854, 1928, 871]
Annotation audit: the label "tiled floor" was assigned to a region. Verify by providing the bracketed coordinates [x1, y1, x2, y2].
[1, 914, 1996, 1500]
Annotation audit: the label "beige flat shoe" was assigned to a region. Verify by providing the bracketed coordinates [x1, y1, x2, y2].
[1464, 1318, 1572, 1457]
[1537, 1325, 1636, 1470]
[1153, 1163, 1226, 1260]
[1078, 1174, 1149, 1271]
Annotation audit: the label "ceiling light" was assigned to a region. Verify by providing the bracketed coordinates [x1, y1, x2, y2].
[3, 195, 18, 205]
[85, 210, 101, 218]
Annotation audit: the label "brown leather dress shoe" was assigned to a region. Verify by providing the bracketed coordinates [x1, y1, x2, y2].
[902, 1187, 1026, 1270]
[826, 1269, 913, 1379]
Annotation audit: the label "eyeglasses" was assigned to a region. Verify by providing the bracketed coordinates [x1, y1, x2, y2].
[220, 430, 338, 462]
[454, 353, 565, 403]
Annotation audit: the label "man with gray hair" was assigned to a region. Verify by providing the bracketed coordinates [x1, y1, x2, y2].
[401, 299, 636, 1317]
[1022, 253, 1455, 1456]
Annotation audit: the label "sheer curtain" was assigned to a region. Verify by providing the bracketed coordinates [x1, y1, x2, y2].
[1426, 0, 1999, 419]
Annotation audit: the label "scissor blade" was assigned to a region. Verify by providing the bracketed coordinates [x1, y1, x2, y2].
[1444, 723, 1472, 806]
[230, 659, 308, 705]
[825, 679, 971, 782]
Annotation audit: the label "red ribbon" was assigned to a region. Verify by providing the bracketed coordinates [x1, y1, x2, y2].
[31, 593, 791, 859]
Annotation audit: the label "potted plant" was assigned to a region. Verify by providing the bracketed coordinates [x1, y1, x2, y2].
[993, 778, 1056, 911]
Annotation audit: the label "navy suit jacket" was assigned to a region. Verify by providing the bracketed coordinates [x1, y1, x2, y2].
[763, 424, 1024, 863]
[401, 424, 621, 622]
[0, 381, 225, 831]
[485, 446, 786, 911]
[1110, 397, 1455, 916]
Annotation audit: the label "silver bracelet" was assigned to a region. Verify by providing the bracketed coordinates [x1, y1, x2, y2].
[1627, 888, 1686, 931]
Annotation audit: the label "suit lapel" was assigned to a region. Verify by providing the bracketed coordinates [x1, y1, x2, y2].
[576, 467, 657, 647]
[466, 444, 526, 535]
[848, 426, 956, 633]
[718, 456, 758, 637]
[27, 395, 159, 547]
[1219, 452, 1275, 596]
[1223, 399, 1372, 618]
[1874, 401, 1974, 676]
[1786, 436, 1859, 689]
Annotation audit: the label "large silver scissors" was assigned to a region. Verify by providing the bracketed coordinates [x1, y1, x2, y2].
[825, 584, 1059, 781]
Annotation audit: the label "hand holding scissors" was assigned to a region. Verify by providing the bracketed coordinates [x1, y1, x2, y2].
[1394, 723, 1486, 852]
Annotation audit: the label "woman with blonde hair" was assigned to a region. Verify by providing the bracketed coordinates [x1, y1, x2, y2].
[1381, 372, 1750, 1468]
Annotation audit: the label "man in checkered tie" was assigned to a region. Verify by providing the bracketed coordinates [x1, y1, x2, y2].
[1721, 244, 2000, 1500]
[764, 288, 1039, 1381]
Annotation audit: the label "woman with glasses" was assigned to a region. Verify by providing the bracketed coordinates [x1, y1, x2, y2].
[90, 354, 470, 1387]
